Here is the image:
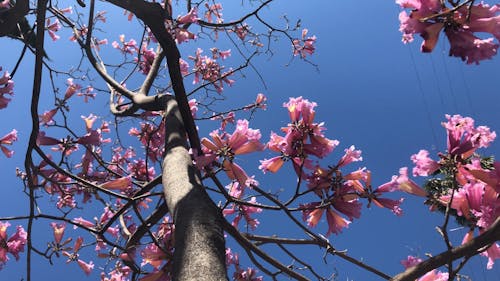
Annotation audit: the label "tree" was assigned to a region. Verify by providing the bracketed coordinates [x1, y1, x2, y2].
[0, 0, 499, 280]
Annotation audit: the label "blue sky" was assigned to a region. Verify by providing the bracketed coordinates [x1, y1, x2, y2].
[1, 0, 500, 280]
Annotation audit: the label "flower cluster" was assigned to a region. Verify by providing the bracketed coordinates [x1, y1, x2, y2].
[46, 18, 61, 41]
[0, 222, 27, 269]
[397, 0, 500, 64]
[401, 114, 499, 269]
[223, 182, 262, 230]
[259, 97, 338, 175]
[188, 48, 234, 93]
[198, 119, 264, 187]
[226, 248, 263, 281]
[292, 29, 317, 58]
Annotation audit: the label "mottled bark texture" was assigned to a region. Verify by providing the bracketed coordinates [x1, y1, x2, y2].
[162, 98, 228, 281]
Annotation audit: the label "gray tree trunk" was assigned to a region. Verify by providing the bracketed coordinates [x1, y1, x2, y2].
[162, 98, 228, 281]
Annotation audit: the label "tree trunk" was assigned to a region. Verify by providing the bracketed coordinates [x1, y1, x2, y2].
[162, 98, 228, 281]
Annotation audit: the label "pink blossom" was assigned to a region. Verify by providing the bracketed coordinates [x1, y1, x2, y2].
[0, 129, 17, 158]
[211, 48, 231, 60]
[46, 18, 61, 41]
[254, 93, 267, 110]
[398, 1, 500, 63]
[204, 3, 224, 24]
[101, 176, 132, 191]
[372, 197, 404, 216]
[73, 217, 95, 229]
[39, 108, 58, 126]
[233, 24, 250, 40]
[224, 195, 262, 230]
[64, 78, 82, 100]
[141, 243, 167, 269]
[136, 44, 156, 74]
[95, 11, 107, 23]
[189, 48, 234, 92]
[177, 7, 199, 24]
[377, 167, 427, 197]
[174, 28, 196, 44]
[112, 35, 138, 54]
[258, 156, 285, 174]
[401, 255, 423, 269]
[50, 222, 66, 244]
[77, 86, 96, 103]
[234, 267, 263, 281]
[188, 98, 198, 118]
[326, 208, 351, 235]
[481, 241, 500, 270]
[59, 6, 73, 14]
[411, 149, 439, 176]
[292, 29, 317, 58]
[200, 119, 264, 185]
[77, 259, 94, 276]
[446, 30, 498, 65]
[443, 114, 496, 157]
[337, 145, 362, 167]
[419, 270, 449, 281]
[0, 222, 27, 268]
[36, 131, 60, 146]
[0, 68, 14, 109]
[179, 58, 190, 76]
[302, 204, 324, 228]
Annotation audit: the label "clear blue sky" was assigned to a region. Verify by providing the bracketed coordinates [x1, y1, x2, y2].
[1, 0, 499, 280]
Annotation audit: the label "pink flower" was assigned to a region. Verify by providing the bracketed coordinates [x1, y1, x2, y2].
[301, 202, 324, 228]
[188, 98, 198, 118]
[46, 18, 61, 41]
[101, 176, 132, 191]
[174, 28, 196, 44]
[204, 3, 224, 24]
[0, 129, 17, 158]
[292, 29, 317, 58]
[77, 259, 94, 276]
[50, 222, 66, 244]
[337, 145, 362, 167]
[177, 7, 199, 24]
[36, 131, 60, 146]
[411, 149, 439, 176]
[325, 207, 350, 235]
[443, 114, 496, 157]
[0, 222, 27, 268]
[419, 270, 449, 281]
[39, 108, 58, 126]
[259, 156, 285, 174]
[112, 35, 138, 54]
[446, 29, 499, 65]
[254, 93, 267, 110]
[63, 78, 82, 100]
[179, 58, 190, 76]
[481, 241, 500, 270]
[233, 24, 250, 40]
[136, 44, 156, 74]
[141, 243, 167, 269]
[0, 67, 14, 109]
[372, 197, 404, 216]
[377, 167, 427, 197]
[234, 267, 263, 281]
[401, 255, 423, 269]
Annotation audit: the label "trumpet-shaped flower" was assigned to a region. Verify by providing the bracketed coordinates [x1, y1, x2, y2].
[0, 129, 17, 158]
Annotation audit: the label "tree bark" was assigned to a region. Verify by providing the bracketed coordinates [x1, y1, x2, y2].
[162, 98, 228, 281]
